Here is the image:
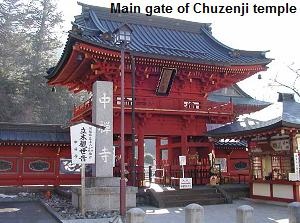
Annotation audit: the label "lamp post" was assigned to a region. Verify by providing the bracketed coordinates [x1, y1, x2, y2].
[113, 24, 132, 217]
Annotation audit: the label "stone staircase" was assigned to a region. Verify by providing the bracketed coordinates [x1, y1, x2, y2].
[146, 186, 226, 208]
[217, 184, 249, 200]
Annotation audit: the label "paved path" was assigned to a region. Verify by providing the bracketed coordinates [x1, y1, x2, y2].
[0, 201, 59, 223]
[1, 199, 289, 223]
[141, 199, 289, 223]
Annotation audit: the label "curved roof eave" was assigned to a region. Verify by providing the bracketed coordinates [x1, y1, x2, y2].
[73, 32, 272, 66]
[206, 120, 283, 138]
[281, 121, 300, 129]
[200, 27, 271, 61]
[46, 26, 272, 82]
[45, 37, 77, 80]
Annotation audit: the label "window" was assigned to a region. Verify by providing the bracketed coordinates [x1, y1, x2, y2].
[0, 160, 12, 172]
[250, 155, 291, 180]
[271, 155, 291, 180]
[215, 158, 227, 172]
[251, 156, 262, 179]
[156, 68, 177, 96]
[29, 160, 50, 171]
[234, 161, 248, 170]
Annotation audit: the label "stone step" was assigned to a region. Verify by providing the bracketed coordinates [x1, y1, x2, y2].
[160, 194, 222, 201]
[146, 187, 227, 208]
[161, 188, 217, 195]
[163, 197, 226, 208]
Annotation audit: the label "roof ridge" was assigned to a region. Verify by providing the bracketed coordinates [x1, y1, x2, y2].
[77, 2, 211, 34]
[0, 122, 63, 127]
[0, 122, 68, 133]
[232, 84, 252, 98]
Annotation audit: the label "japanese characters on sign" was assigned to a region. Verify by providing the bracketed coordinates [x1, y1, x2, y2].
[179, 178, 192, 189]
[270, 139, 290, 151]
[98, 146, 111, 163]
[179, 156, 186, 166]
[295, 153, 300, 180]
[92, 81, 114, 177]
[97, 91, 113, 164]
[71, 123, 96, 164]
[289, 153, 300, 181]
[99, 121, 111, 134]
[99, 92, 111, 109]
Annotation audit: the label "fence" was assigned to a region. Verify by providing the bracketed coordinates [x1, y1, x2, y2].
[113, 164, 247, 188]
[126, 202, 300, 223]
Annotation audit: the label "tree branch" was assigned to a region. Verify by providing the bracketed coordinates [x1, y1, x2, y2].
[273, 78, 300, 98]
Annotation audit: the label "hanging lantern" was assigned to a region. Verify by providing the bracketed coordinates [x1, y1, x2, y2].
[113, 24, 132, 45]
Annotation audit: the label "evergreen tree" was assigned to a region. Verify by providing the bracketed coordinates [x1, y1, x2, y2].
[0, 0, 78, 124]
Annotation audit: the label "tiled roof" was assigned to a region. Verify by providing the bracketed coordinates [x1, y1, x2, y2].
[208, 84, 271, 107]
[69, 3, 271, 66]
[207, 93, 300, 138]
[215, 139, 247, 149]
[46, 3, 272, 81]
[0, 123, 70, 143]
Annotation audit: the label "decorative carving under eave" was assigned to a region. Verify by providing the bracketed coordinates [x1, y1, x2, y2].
[91, 61, 120, 76]
[137, 113, 152, 126]
[209, 115, 233, 124]
[182, 115, 196, 128]
[135, 65, 151, 85]
[177, 70, 188, 89]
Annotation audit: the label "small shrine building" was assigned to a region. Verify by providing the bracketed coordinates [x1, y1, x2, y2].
[208, 93, 300, 202]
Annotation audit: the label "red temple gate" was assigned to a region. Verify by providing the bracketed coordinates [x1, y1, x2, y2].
[0, 3, 272, 186]
[45, 4, 271, 186]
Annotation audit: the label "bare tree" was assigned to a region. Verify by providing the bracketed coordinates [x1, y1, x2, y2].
[271, 63, 300, 98]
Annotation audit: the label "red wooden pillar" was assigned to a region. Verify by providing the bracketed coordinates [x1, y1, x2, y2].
[227, 153, 231, 176]
[181, 134, 188, 156]
[168, 136, 174, 165]
[156, 137, 161, 166]
[209, 141, 217, 170]
[18, 145, 24, 186]
[137, 132, 144, 167]
[55, 147, 61, 186]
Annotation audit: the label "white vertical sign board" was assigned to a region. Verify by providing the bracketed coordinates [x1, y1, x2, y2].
[71, 123, 96, 164]
[70, 122, 96, 216]
[112, 146, 116, 167]
[294, 153, 299, 180]
[179, 156, 186, 166]
[179, 156, 186, 178]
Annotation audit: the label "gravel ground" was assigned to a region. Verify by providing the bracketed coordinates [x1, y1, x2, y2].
[0, 191, 119, 221]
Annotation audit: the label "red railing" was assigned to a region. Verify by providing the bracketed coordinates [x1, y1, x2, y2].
[73, 95, 234, 119]
[72, 97, 93, 121]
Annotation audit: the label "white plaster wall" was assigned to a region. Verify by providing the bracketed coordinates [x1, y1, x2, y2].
[273, 184, 294, 199]
[253, 183, 271, 197]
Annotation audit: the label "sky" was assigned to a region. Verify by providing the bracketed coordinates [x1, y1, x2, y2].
[57, 0, 300, 102]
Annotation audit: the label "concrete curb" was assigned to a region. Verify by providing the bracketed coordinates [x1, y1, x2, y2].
[0, 199, 63, 223]
[242, 197, 288, 207]
[0, 198, 35, 203]
[39, 198, 64, 223]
